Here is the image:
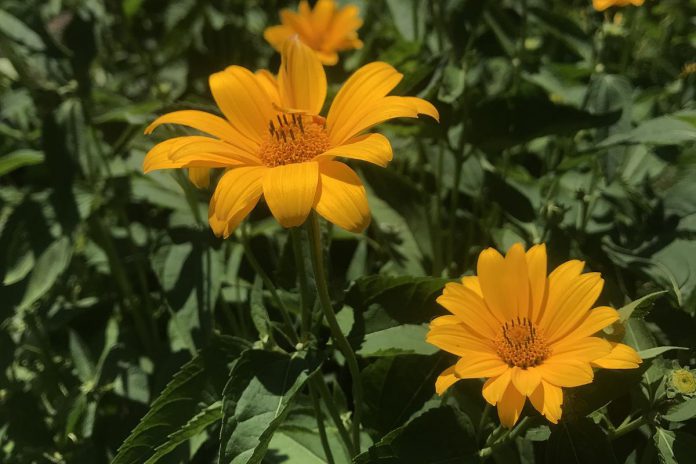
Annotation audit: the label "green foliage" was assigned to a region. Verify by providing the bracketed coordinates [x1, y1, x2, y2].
[1, 0, 696, 463]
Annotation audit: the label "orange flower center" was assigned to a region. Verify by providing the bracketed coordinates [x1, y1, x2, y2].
[495, 317, 550, 369]
[258, 113, 331, 167]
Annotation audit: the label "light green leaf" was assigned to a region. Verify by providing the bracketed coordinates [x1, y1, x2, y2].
[0, 9, 45, 50]
[637, 346, 688, 359]
[618, 291, 666, 322]
[218, 350, 320, 464]
[357, 324, 437, 357]
[18, 237, 72, 311]
[663, 397, 696, 423]
[0, 149, 44, 176]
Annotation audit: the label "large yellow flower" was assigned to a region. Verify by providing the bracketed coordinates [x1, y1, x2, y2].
[143, 37, 437, 237]
[593, 0, 644, 11]
[426, 243, 641, 428]
[264, 0, 363, 65]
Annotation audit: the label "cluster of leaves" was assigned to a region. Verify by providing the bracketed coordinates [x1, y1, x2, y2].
[1, 0, 696, 463]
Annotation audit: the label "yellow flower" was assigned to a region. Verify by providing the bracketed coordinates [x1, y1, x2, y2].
[593, 0, 644, 11]
[426, 243, 641, 428]
[671, 369, 696, 395]
[143, 37, 437, 237]
[264, 0, 363, 65]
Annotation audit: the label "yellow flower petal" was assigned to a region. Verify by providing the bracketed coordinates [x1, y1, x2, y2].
[461, 276, 483, 297]
[511, 366, 542, 397]
[426, 325, 495, 356]
[454, 354, 508, 379]
[143, 136, 260, 173]
[254, 70, 281, 107]
[505, 243, 531, 320]
[545, 273, 604, 344]
[322, 4, 363, 51]
[437, 282, 500, 338]
[144, 110, 254, 151]
[326, 62, 404, 141]
[591, 343, 642, 369]
[435, 365, 459, 395]
[209, 66, 276, 145]
[529, 380, 563, 424]
[262, 161, 319, 228]
[549, 337, 612, 362]
[263, 24, 294, 50]
[562, 306, 620, 342]
[429, 315, 462, 327]
[477, 247, 514, 322]
[538, 259, 585, 326]
[188, 167, 210, 189]
[537, 359, 594, 388]
[278, 37, 326, 115]
[497, 382, 526, 428]
[208, 166, 266, 238]
[526, 244, 548, 322]
[313, 161, 369, 233]
[312, 133, 393, 167]
[482, 369, 513, 405]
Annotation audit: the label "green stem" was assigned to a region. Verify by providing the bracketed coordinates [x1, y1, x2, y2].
[290, 228, 312, 339]
[480, 417, 531, 459]
[477, 403, 492, 443]
[309, 382, 336, 464]
[609, 415, 647, 441]
[307, 213, 363, 454]
[240, 224, 299, 345]
[313, 374, 355, 456]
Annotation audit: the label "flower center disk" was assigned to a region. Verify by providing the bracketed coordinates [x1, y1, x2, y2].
[259, 113, 330, 167]
[495, 317, 550, 369]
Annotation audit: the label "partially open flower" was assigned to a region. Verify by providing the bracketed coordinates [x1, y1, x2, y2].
[593, 0, 644, 12]
[670, 369, 696, 396]
[426, 243, 641, 427]
[264, 0, 363, 65]
[143, 37, 437, 236]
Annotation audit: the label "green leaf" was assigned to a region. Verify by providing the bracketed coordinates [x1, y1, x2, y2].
[465, 94, 620, 152]
[250, 276, 270, 341]
[0, 9, 45, 50]
[568, 366, 646, 417]
[69, 331, 96, 384]
[345, 275, 448, 354]
[144, 401, 223, 464]
[0, 149, 44, 176]
[18, 236, 72, 311]
[545, 419, 617, 464]
[598, 115, 696, 147]
[112, 335, 247, 464]
[663, 397, 696, 423]
[355, 406, 477, 464]
[218, 350, 319, 464]
[357, 324, 437, 357]
[653, 428, 696, 464]
[617, 291, 667, 321]
[637, 346, 688, 359]
[361, 354, 449, 436]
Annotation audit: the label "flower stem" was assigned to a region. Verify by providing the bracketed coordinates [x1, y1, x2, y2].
[240, 224, 299, 345]
[289, 228, 312, 339]
[313, 375, 356, 457]
[307, 213, 363, 454]
[479, 416, 531, 458]
[609, 415, 648, 441]
[309, 382, 336, 464]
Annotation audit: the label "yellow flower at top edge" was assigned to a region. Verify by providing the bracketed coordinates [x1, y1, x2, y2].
[426, 243, 641, 428]
[143, 37, 438, 237]
[264, 0, 363, 65]
[593, 0, 644, 12]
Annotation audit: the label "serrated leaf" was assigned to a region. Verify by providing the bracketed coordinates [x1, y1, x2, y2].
[218, 350, 320, 464]
[663, 397, 696, 423]
[144, 401, 223, 464]
[546, 419, 617, 464]
[618, 291, 666, 321]
[355, 406, 477, 464]
[112, 336, 247, 464]
[357, 324, 437, 357]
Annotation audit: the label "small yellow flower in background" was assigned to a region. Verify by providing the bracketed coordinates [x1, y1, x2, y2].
[670, 369, 696, 395]
[593, 0, 644, 12]
[143, 37, 437, 237]
[264, 0, 363, 65]
[426, 243, 641, 428]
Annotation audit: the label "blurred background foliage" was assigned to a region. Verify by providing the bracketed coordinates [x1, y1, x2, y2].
[1, 0, 696, 463]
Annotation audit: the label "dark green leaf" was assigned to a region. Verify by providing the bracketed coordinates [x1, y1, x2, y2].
[0, 149, 44, 176]
[545, 418, 617, 464]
